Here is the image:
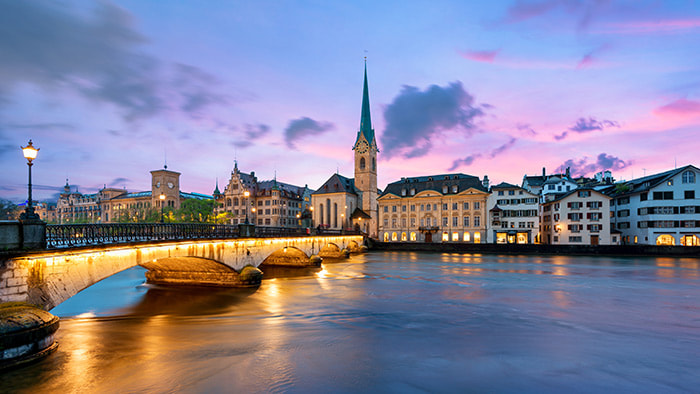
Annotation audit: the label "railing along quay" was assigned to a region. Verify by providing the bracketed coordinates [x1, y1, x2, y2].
[45, 223, 361, 249]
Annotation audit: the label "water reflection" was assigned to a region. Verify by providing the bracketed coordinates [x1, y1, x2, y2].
[123, 285, 258, 317]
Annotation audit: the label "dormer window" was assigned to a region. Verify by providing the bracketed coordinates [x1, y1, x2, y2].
[452, 185, 458, 193]
[401, 189, 407, 196]
[442, 185, 448, 194]
[682, 171, 695, 184]
[410, 188, 415, 196]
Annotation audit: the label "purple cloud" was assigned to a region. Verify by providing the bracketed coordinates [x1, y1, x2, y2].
[460, 49, 500, 63]
[448, 154, 482, 171]
[555, 117, 620, 140]
[284, 117, 334, 149]
[555, 153, 631, 177]
[382, 81, 484, 159]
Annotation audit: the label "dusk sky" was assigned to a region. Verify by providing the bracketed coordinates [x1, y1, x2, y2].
[1, 0, 699, 203]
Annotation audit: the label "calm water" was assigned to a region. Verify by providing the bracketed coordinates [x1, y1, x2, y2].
[3, 252, 700, 393]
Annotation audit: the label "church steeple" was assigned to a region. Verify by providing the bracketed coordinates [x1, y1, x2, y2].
[356, 60, 375, 147]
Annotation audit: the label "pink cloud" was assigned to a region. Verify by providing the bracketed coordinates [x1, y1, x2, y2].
[600, 19, 700, 34]
[460, 49, 500, 63]
[654, 99, 700, 118]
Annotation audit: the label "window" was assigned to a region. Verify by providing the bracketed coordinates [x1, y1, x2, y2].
[410, 218, 416, 227]
[392, 206, 397, 212]
[617, 210, 629, 217]
[410, 232, 417, 241]
[568, 236, 582, 242]
[509, 190, 515, 195]
[384, 206, 388, 212]
[442, 232, 449, 241]
[653, 191, 674, 200]
[452, 216, 458, 226]
[463, 232, 471, 242]
[401, 232, 407, 241]
[392, 219, 397, 228]
[360, 157, 366, 169]
[463, 202, 469, 210]
[463, 216, 470, 227]
[498, 191, 504, 196]
[410, 205, 416, 212]
[401, 189, 406, 196]
[685, 190, 695, 199]
[452, 203, 458, 210]
[426, 204, 431, 211]
[401, 218, 407, 227]
[442, 217, 448, 226]
[617, 197, 630, 204]
[383, 219, 388, 227]
[474, 202, 480, 210]
[474, 216, 481, 227]
[442, 203, 448, 210]
[577, 191, 591, 197]
[640, 193, 648, 201]
[392, 232, 398, 241]
[452, 232, 459, 241]
[452, 185, 458, 193]
[421, 204, 425, 211]
[682, 171, 695, 184]
[474, 232, 481, 243]
[410, 188, 415, 196]
[443, 185, 448, 194]
[402, 205, 407, 212]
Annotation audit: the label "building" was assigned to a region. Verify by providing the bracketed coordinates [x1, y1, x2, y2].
[540, 188, 616, 245]
[312, 62, 378, 236]
[213, 162, 312, 227]
[56, 167, 212, 223]
[487, 182, 539, 244]
[523, 167, 579, 201]
[604, 165, 699, 246]
[377, 174, 489, 243]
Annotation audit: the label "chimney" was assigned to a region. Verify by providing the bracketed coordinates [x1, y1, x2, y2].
[542, 167, 546, 177]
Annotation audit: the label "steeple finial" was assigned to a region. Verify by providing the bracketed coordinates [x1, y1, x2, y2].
[213, 177, 221, 196]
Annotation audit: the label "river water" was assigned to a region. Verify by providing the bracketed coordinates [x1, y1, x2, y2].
[3, 252, 700, 393]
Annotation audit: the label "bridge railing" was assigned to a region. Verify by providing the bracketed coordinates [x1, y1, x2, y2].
[46, 223, 240, 248]
[45, 223, 363, 249]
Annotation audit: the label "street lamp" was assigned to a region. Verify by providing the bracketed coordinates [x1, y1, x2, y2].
[243, 190, 250, 224]
[20, 140, 41, 221]
[159, 193, 165, 223]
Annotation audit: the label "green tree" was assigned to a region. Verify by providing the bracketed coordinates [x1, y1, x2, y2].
[174, 199, 216, 223]
[0, 199, 19, 220]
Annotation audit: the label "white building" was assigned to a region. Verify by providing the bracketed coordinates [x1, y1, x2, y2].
[487, 182, 540, 243]
[540, 188, 617, 245]
[605, 165, 699, 246]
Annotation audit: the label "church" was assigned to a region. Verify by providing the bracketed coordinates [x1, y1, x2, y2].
[311, 63, 378, 237]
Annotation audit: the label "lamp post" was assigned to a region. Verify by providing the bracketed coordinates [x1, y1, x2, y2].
[243, 190, 250, 224]
[20, 140, 41, 221]
[159, 193, 165, 223]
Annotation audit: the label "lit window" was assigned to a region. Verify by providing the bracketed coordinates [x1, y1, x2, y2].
[391, 232, 398, 241]
[410, 232, 417, 241]
[442, 232, 449, 241]
[401, 232, 407, 241]
[452, 232, 459, 241]
[474, 232, 481, 243]
[656, 234, 675, 245]
[463, 232, 470, 242]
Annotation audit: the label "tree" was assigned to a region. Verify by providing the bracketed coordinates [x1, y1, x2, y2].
[0, 199, 19, 220]
[174, 199, 216, 223]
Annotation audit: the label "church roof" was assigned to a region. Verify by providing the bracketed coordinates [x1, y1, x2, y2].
[350, 207, 372, 219]
[354, 62, 375, 147]
[312, 173, 358, 195]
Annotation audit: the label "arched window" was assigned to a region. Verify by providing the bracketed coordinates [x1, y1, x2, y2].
[326, 199, 331, 226]
[333, 203, 338, 228]
[372, 158, 376, 171]
[463, 232, 470, 242]
[226, 198, 232, 207]
[656, 234, 675, 245]
[474, 232, 481, 243]
[441, 232, 449, 241]
[410, 232, 417, 241]
[391, 232, 398, 241]
[319, 204, 324, 225]
[682, 171, 696, 184]
[360, 157, 366, 170]
[384, 232, 389, 242]
[401, 232, 407, 241]
[233, 197, 239, 206]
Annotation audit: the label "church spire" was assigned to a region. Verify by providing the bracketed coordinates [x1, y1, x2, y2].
[357, 60, 375, 146]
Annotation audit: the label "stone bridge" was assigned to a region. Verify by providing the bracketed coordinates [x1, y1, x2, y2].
[0, 235, 364, 310]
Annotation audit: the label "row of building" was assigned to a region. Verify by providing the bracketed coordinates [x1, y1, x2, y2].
[34, 63, 700, 247]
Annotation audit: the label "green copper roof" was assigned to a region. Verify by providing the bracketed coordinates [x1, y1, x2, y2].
[357, 62, 375, 146]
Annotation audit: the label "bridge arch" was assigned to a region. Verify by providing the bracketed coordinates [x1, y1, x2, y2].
[260, 246, 310, 267]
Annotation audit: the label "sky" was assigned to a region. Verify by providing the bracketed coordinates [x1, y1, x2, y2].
[1, 0, 699, 203]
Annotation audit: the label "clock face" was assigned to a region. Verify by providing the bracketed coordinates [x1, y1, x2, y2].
[356, 140, 369, 153]
[168, 182, 174, 189]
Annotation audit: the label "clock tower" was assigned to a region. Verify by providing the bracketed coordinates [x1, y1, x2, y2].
[353, 61, 378, 236]
[151, 167, 181, 210]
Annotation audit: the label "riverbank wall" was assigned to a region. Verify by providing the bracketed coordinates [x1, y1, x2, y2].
[370, 241, 700, 257]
